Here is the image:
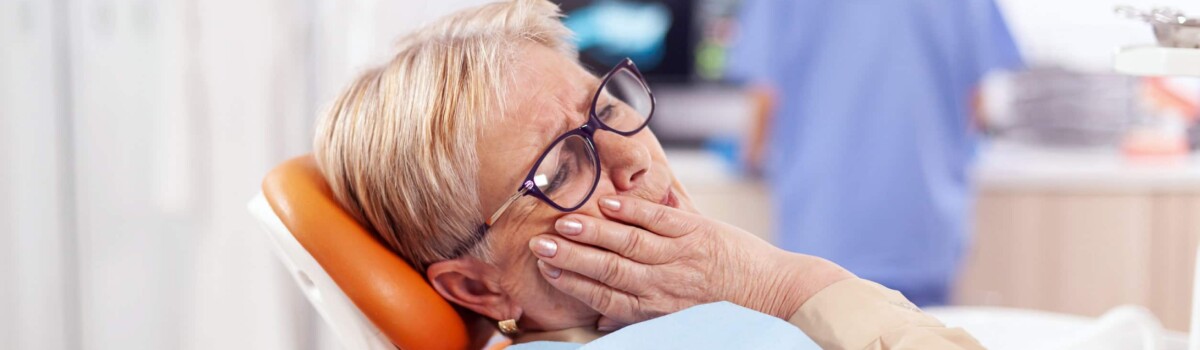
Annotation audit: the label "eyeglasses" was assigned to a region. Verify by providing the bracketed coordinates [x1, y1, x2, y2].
[448, 58, 655, 259]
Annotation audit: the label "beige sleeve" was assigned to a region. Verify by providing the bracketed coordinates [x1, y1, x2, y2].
[787, 279, 985, 350]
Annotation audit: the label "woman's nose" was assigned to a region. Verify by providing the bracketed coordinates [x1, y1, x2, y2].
[594, 132, 651, 192]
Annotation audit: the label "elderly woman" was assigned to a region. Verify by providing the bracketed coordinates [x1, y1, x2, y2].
[313, 0, 983, 349]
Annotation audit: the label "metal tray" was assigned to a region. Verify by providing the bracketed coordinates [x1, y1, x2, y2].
[1117, 6, 1200, 49]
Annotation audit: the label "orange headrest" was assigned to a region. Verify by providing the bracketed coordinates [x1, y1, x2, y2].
[262, 155, 491, 350]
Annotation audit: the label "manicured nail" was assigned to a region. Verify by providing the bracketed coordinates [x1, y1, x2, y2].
[556, 218, 583, 235]
[597, 325, 618, 332]
[538, 260, 561, 279]
[600, 198, 621, 211]
[531, 237, 558, 257]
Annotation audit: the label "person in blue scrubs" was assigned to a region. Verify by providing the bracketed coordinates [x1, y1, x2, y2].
[727, 0, 1023, 306]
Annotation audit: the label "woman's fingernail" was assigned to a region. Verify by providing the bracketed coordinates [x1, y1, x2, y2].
[600, 198, 621, 211]
[531, 238, 558, 257]
[556, 219, 583, 235]
[538, 260, 561, 279]
[597, 325, 617, 332]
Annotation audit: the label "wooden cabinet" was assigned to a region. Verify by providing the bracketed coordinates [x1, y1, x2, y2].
[955, 188, 1200, 331]
[669, 151, 775, 243]
[673, 147, 1200, 331]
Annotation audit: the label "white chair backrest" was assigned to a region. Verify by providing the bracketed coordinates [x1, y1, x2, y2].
[247, 193, 394, 350]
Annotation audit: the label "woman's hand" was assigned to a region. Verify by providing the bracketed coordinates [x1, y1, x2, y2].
[528, 195, 854, 328]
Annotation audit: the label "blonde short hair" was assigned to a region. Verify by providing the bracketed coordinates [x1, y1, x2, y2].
[314, 0, 575, 271]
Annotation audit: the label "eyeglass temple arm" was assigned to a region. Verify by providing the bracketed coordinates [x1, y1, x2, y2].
[486, 180, 535, 226]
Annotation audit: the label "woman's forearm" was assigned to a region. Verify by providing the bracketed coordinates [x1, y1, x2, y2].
[747, 251, 853, 320]
[787, 278, 985, 350]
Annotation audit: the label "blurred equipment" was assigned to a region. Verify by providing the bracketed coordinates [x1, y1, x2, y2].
[989, 67, 1143, 148]
[556, 0, 695, 82]
[555, 0, 742, 83]
[1114, 6, 1200, 77]
[248, 156, 494, 350]
[555, 0, 749, 148]
[1115, 6, 1200, 49]
[1115, 47, 1200, 77]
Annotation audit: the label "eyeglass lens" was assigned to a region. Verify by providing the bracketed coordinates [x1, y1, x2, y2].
[595, 67, 653, 133]
[532, 134, 598, 209]
[530, 66, 652, 210]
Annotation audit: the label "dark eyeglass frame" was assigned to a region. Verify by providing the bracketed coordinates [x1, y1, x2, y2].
[447, 58, 655, 259]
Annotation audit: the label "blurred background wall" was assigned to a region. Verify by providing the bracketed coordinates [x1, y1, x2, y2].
[1, 0, 494, 349]
[1, 0, 1199, 349]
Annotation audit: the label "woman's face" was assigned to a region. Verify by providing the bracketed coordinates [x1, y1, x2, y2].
[473, 44, 697, 331]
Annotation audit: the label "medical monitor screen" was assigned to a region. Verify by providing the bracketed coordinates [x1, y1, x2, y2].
[555, 0, 695, 83]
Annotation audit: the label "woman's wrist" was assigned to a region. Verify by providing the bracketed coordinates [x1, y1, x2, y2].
[744, 249, 855, 320]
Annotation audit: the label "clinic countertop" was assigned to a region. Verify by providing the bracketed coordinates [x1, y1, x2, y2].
[974, 142, 1200, 192]
[665, 149, 747, 187]
[667, 143, 1200, 193]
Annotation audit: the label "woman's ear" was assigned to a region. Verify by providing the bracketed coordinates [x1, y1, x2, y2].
[427, 258, 512, 321]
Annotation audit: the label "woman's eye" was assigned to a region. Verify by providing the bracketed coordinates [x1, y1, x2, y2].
[597, 104, 617, 122]
[543, 154, 574, 194]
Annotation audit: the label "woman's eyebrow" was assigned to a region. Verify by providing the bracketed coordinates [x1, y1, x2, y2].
[579, 81, 598, 113]
[557, 115, 572, 135]
[548, 89, 581, 135]
[539, 77, 596, 140]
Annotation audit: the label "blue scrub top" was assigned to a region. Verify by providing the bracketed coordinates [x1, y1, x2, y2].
[727, 0, 1022, 302]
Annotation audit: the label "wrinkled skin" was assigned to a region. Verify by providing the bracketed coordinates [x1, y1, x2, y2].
[427, 43, 853, 338]
[426, 43, 700, 334]
[535, 195, 853, 329]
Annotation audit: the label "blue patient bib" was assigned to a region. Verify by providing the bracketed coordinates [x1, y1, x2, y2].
[508, 301, 820, 350]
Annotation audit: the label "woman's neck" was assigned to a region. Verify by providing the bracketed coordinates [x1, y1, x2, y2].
[512, 326, 608, 344]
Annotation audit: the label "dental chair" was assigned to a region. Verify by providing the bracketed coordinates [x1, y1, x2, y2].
[247, 156, 1200, 350]
[247, 155, 499, 350]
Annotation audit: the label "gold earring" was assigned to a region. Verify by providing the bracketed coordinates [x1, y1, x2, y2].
[498, 319, 519, 335]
